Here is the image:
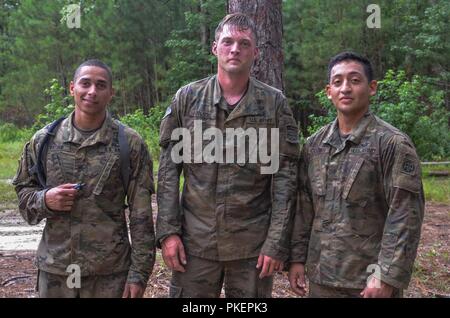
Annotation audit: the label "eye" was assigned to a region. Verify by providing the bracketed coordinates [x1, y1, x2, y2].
[81, 81, 90, 87]
[333, 80, 341, 86]
[351, 78, 361, 84]
[97, 83, 107, 89]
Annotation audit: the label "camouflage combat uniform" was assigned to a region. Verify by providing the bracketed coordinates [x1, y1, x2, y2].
[13, 112, 156, 297]
[157, 75, 299, 297]
[290, 112, 424, 297]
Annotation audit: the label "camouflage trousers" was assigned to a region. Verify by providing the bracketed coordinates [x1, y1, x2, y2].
[309, 282, 403, 298]
[169, 254, 273, 298]
[37, 270, 128, 298]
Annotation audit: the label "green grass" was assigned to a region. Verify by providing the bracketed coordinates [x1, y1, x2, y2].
[422, 177, 450, 203]
[0, 181, 17, 207]
[0, 141, 23, 179]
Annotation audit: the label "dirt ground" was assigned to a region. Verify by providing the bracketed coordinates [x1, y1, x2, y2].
[0, 201, 448, 298]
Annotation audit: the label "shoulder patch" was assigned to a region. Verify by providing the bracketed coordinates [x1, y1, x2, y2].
[393, 144, 421, 193]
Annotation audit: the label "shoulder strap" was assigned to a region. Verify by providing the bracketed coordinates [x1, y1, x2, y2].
[33, 116, 66, 188]
[118, 123, 130, 196]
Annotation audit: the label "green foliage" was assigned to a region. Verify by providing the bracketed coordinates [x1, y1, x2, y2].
[308, 90, 336, 135]
[372, 70, 450, 160]
[120, 105, 166, 159]
[33, 79, 74, 130]
[0, 123, 32, 142]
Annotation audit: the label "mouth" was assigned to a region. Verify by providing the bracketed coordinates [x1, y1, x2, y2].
[82, 98, 98, 104]
[340, 97, 353, 102]
[228, 59, 241, 63]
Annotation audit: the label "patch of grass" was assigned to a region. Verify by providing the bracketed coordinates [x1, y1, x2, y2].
[0, 181, 18, 210]
[422, 177, 450, 203]
[0, 141, 24, 179]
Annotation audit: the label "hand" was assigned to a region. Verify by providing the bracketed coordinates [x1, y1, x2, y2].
[44, 183, 79, 212]
[360, 277, 394, 298]
[256, 254, 283, 279]
[288, 262, 307, 296]
[122, 283, 145, 298]
[161, 234, 187, 272]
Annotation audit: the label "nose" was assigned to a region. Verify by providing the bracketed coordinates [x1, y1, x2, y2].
[341, 79, 352, 93]
[87, 84, 97, 96]
[230, 42, 240, 54]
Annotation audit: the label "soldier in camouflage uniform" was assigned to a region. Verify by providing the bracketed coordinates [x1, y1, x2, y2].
[289, 52, 424, 298]
[13, 59, 155, 298]
[156, 14, 299, 298]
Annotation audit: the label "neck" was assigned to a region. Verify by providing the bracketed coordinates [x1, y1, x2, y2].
[74, 110, 106, 131]
[217, 69, 250, 101]
[337, 110, 367, 134]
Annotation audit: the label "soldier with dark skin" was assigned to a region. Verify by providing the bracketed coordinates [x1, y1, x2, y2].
[13, 59, 155, 298]
[289, 52, 424, 298]
[156, 14, 299, 297]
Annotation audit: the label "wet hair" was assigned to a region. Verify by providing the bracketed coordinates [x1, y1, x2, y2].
[73, 59, 112, 86]
[214, 13, 257, 43]
[327, 51, 374, 83]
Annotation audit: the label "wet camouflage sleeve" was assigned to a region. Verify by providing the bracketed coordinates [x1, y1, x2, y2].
[125, 135, 156, 286]
[378, 135, 425, 289]
[155, 89, 184, 247]
[260, 98, 299, 261]
[289, 144, 314, 263]
[13, 134, 57, 225]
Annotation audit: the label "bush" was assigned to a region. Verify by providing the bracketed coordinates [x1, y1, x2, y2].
[120, 105, 166, 159]
[0, 123, 33, 142]
[33, 79, 74, 130]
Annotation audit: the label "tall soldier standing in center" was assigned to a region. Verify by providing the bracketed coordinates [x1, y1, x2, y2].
[156, 13, 299, 298]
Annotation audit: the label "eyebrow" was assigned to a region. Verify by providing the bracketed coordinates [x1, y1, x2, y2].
[331, 71, 364, 78]
[78, 77, 108, 84]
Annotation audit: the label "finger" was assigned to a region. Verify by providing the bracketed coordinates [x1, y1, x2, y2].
[59, 189, 78, 197]
[130, 286, 140, 298]
[122, 285, 130, 298]
[59, 183, 79, 189]
[259, 258, 269, 279]
[178, 242, 187, 265]
[267, 260, 276, 277]
[256, 254, 264, 269]
[161, 249, 174, 270]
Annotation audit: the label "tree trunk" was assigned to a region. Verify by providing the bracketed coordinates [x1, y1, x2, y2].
[227, 0, 284, 91]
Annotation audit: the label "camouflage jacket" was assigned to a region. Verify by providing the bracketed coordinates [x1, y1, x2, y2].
[156, 75, 299, 261]
[13, 112, 155, 286]
[290, 112, 424, 289]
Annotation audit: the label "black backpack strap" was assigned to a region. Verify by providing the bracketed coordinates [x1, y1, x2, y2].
[118, 123, 130, 196]
[32, 117, 66, 188]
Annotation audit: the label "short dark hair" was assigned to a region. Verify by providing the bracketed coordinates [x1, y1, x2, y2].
[327, 51, 374, 83]
[73, 59, 112, 86]
[215, 13, 257, 43]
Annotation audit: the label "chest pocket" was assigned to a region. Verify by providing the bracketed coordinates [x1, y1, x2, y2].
[92, 153, 119, 195]
[342, 158, 376, 207]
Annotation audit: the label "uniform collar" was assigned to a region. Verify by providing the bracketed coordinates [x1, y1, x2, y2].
[213, 75, 266, 121]
[62, 111, 114, 147]
[323, 112, 374, 148]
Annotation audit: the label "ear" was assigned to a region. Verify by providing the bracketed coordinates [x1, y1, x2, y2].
[325, 85, 332, 99]
[254, 47, 259, 60]
[368, 80, 377, 96]
[69, 81, 75, 96]
[211, 41, 218, 56]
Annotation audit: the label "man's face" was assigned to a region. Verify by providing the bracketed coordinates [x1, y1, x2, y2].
[326, 61, 377, 117]
[70, 66, 113, 117]
[212, 24, 258, 75]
